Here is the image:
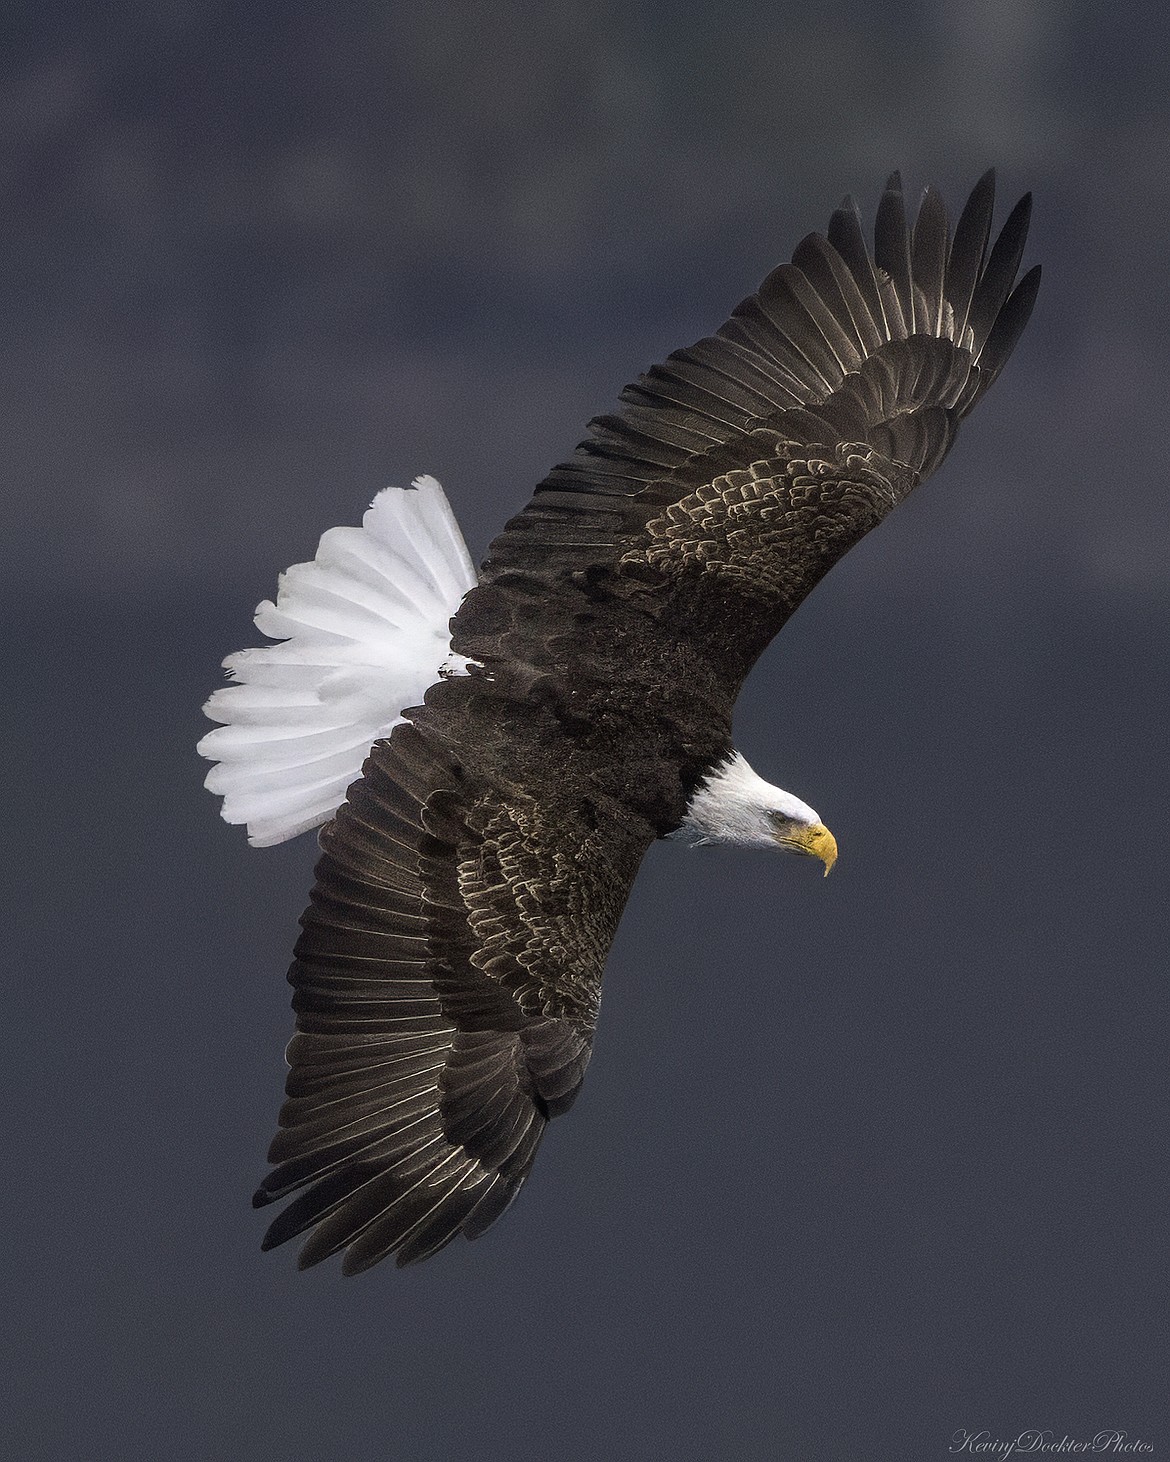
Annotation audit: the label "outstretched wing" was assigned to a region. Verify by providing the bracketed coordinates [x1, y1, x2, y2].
[454, 172, 1039, 694]
[255, 174, 1039, 1270]
[255, 721, 652, 1271]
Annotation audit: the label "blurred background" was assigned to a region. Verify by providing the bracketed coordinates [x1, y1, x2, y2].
[4, 2, 1167, 1459]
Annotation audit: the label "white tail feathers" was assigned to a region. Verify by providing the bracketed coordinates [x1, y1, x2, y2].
[198, 476, 478, 846]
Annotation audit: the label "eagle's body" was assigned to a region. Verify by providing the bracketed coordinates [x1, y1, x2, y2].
[200, 174, 1038, 1271]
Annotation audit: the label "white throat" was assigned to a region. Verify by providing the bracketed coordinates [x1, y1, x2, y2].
[676, 752, 820, 848]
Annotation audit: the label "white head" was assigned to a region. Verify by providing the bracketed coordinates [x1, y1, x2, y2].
[675, 752, 838, 874]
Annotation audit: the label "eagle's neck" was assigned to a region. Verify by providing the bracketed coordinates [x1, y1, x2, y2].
[674, 751, 820, 848]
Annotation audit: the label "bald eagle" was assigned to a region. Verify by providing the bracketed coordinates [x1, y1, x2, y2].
[200, 173, 1038, 1272]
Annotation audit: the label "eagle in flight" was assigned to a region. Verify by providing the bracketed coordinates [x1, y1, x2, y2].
[200, 173, 1038, 1272]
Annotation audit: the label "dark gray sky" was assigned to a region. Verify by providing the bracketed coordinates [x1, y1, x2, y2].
[6, 3, 1168, 1460]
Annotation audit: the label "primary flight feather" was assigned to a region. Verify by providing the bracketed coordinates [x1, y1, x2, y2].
[200, 172, 1038, 1272]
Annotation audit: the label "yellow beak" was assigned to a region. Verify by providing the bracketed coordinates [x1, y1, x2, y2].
[777, 821, 838, 876]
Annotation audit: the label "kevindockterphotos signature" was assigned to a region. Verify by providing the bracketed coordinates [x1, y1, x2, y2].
[950, 1433, 1153, 1457]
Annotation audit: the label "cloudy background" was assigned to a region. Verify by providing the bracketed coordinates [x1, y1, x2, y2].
[6, 2, 1168, 1458]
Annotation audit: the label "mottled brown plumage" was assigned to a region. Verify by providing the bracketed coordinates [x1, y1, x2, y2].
[254, 172, 1039, 1269]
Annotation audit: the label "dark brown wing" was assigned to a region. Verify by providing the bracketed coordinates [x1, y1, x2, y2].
[454, 172, 1040, 697]
[254, 721, 653, 1271]
[256, 174, 1039, 1271]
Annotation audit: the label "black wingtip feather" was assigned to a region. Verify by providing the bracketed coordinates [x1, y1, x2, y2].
[874, 175, 913, 337]
[967, 191, 1033, 354]
[978, 263, 1042, 384]
[826, 199, 886, 336]
[911, 185, 951, 335]
[946, 170, 997, 342]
